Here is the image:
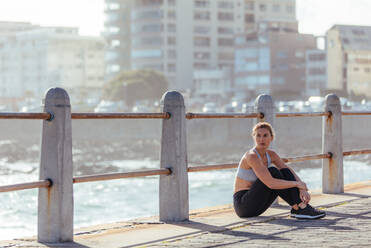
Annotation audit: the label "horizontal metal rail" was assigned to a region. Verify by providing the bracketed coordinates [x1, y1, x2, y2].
[0, 179, 51, 193]
[343, 149, 371, 156]
[188, 163, 238, 172]
[0, 112, 51, 120]
[276, 112, 329, 118]
[0, 112, 170, 120]
[186, 112, 261, 119]
[73, 168, 171, 184]
[342, 111, 371, 116]
[71, 112, 170, 119]
[1, 111, 371, 120]
[281, 153, 331, 163]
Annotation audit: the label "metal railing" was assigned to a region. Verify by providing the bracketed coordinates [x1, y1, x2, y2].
[1, 89, 371, 243]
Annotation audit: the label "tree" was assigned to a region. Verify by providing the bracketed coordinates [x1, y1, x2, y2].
[104, 69, 168, 106]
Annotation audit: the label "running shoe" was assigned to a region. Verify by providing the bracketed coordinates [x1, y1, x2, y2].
[290, 205, 326, 219]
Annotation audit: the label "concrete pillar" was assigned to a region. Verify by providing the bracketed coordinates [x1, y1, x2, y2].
[322, 94, 344, 193]
[255, 94, 277, 204]
[255, 94, 275, 149]
[159, 91, 189, 222]
[38, 88, 74, 242]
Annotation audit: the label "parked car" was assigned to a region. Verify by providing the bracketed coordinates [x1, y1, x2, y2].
[202, 102, 218, 113]
[93, 101, 121, 113]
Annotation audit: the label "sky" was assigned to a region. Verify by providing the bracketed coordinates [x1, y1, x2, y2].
[0, 0, 370, 36]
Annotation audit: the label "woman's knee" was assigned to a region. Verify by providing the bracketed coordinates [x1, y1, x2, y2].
[280, 168, 296, 181]
[268, 167, 284, 179]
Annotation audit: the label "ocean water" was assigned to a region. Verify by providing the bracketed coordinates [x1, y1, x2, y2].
[0, 159, 370, 240]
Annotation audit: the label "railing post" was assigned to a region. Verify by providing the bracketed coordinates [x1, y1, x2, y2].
[255, 94, 277, 204]
[159, 91, 189, 222]
[38, 88, 74, 242]
[255, 94, 275, 148]
[322, 94, 344, 193]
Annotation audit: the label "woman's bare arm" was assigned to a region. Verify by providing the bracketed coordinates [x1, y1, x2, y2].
[246, 154, 307, 190]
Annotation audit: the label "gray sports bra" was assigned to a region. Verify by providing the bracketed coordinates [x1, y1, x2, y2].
[236, 148, 274, 182]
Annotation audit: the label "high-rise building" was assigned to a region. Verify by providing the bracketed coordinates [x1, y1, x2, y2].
[0, 26, 105, 99]
[103, 0, 297, 91]
[234, 31, 316, 96]
[326, 25, 371, 97]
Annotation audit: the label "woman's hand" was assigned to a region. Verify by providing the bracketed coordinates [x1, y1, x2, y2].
[296, 181, 308, 191]
[299, 189, 311, 204]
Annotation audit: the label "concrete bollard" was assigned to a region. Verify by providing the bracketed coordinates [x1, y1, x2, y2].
[159, 91, 189, 222]
[255, 94, 278, 204]
[255, 94, 275, 148]
[322, 94, 344, 193]
[38, 88, 74, 242]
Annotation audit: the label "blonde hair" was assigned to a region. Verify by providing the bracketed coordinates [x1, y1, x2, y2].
[252, 122, 275, 139]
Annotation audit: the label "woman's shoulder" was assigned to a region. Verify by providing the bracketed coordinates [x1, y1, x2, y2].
[243, 150, 259, 162]
[266, 149, 281, 159]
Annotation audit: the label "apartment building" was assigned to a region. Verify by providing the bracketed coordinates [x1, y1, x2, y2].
[0, 27, 105, 99]
[327, 25, 371, 97]
[234, 31, 316, 96]
[103, 0, 297, 91]
[306, 49, 326, 96]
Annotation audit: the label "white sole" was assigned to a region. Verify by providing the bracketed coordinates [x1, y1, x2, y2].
[291, 213, 326, 219]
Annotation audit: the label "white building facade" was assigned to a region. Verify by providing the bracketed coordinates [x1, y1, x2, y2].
[104, 0, 297, 91]
[0, 27, 105, 99]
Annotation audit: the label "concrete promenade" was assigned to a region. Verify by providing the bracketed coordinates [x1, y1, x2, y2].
[2, 180, 371, 248]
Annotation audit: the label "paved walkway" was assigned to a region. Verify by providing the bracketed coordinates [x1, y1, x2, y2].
[2, 181, 371, 248]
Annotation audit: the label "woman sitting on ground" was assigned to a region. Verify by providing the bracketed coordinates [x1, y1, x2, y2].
[233, 122, 325, 219]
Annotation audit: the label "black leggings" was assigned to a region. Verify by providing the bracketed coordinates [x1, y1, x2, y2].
[233, 167, 302, 217]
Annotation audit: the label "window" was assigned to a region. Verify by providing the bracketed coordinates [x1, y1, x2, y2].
[194, 63, 208, 69]
[259, 48, 270, 70]
[218, 1, 234, 8]
[194, 37, 210, 46]
[218, 12, 234, 21]
[245, 14, 254, 23]
[309, 68, 325, 75]
[168, 10, 176, 19]
[168, 23, 176, 32]
[241, 48, 258, 58]
[168, 50, 176, 59]
[106, 3, 120, 10]
[218, 38, 233, 46]
[111, 40, 120, 47]
[218, 52, 234, 60]
[195, 0, 209, 7]
[194, 52, 210, 59]
[246, 62, 258, 71]
[131, 49, 162, 59]
[194, 26, 210, 34]
[132, 10, 163, 20]
[194, 11, 210, 20]
[309, 53, 326, 61]
[295, 51, 304, 58]
[218, 27, 234, 34]
[286, 5, 294, 13]
[352, 29, 365, 36]
[167, 63, 176, 72]
[277, 51, 288, 58]
[259, 4, 267, 12]
[245, 1, 254, 10]
[168, 0, 176, 6]
[168, 37, 176, 45]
